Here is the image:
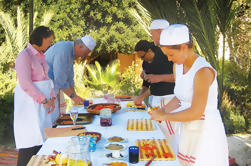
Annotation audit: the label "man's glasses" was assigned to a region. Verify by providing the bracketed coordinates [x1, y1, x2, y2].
[139, 52, 147, 59]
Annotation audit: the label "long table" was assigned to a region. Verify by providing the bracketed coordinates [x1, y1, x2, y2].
[37, 98, 180, 166]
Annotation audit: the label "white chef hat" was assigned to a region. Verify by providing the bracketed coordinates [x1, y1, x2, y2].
[150, 19, 170, 30]
[81, 35, 96, 51]
[160, 24, 190, 45]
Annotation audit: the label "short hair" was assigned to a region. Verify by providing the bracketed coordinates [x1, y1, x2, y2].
[29, 26, 54, 46]
[134, 40, 153, 52]
[74, 38, 87, 49]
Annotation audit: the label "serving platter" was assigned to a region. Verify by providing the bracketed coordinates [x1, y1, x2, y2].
[77, 132, 102, 142]
[86, 103, 121, 114]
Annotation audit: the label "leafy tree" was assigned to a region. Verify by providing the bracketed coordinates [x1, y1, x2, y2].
[44, 0, 149, 61]
[227, 1, 251, 72]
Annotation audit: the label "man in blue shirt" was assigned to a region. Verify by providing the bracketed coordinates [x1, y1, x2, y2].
[45, 35, 96, 120]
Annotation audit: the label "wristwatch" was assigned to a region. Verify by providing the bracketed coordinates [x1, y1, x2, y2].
[43, 98, 48, 104]
[70, 93, 75, 99]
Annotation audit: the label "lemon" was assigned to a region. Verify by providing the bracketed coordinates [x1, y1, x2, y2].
[68, 159, 91, 166]
[55, 153, 68, 165]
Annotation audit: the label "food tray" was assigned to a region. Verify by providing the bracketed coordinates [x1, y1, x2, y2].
[54, 113, 93, 125]
[127, 119, 155, 131]
[136, 139, 176, 161]
[126, 102, 146, 109]
[86, 103, 121, 114]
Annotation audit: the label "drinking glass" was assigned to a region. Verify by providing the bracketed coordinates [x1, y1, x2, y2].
[89, 90, 95, 105]
[67, 152, 89, 166]
[69, 110, 78, 125]
[129, 146, 139, 164]
[84, 100, 89, 109]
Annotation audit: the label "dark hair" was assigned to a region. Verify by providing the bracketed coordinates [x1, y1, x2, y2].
[134, 40, 153, 52]
[29, 26, 54, 46]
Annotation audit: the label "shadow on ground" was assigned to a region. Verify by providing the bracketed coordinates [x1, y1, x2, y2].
[227, 134, 251, 166]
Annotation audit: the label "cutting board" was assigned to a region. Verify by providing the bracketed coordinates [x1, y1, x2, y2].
[136, 139, 176, 161]
[127, 119, 155, 131]
[44, 126, 86, 138]
[27, 155, 56, 166]
[54, 113, 93, 125]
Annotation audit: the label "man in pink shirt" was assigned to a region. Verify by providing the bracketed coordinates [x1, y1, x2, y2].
[14, 26, 55, 166]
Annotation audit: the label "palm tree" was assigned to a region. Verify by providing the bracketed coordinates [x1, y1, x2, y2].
[29, 0, 34, 35]
[133, 0, 223, 100]
[215, 0, 235, 93]
[0, 6, 27, 72]
[0, 6, 53, 72]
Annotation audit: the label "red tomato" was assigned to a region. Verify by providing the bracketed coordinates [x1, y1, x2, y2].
[146, 152, 154, 157]
[163, 152, 172, 158]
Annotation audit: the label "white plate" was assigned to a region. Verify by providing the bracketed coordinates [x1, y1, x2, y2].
[104, 143, 126, 151]
[107, 136, 128, 143]
[104, 150, 128, 160]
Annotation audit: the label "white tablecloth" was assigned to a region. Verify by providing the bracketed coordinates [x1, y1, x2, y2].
[37, 98, 180, 166]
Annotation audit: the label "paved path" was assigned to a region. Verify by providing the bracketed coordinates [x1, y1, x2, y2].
[0, 147, 17, 166]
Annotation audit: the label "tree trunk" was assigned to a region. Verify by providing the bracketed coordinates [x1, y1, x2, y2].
[219, 34, 226, 106]
[29, 0, 33, 35]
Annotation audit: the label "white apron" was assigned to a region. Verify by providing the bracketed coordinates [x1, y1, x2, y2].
[174, 56, 228, 166]
[150, 94, 181, 154]
[51, 90, 66, 124]
[14, 80, 53, 149]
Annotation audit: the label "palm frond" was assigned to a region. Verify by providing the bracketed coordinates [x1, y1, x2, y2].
[129, 1, 152, 35]
[138, 0, 184, 24]
[179, 0, 218, 70]
[0, 9, 17, 50]
[40, 10, 54, 26]
[215, 0, 235, 33]
[86, 65, 98, 82]
[17, 6, 28, 52]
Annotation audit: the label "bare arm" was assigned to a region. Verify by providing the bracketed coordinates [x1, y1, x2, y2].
[163, 96, 181, 113]
[134, 88, 151, 105]
[61, 86, 85, 105]
[61, 86, 75, 97]
[144, 74, 174, 83]
[139, 86, 149, 96]
[150, 67, 214, 122]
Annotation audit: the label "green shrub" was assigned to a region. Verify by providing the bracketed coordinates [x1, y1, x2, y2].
[0, 70, 16, 146]
[221, 92, 247, 134]
[84, 60, 121, 94]
[118, 62, 142, 96]
[222, 60, 250, 133]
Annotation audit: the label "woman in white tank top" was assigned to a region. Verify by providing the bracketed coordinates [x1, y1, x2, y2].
[149, 24, 229, 166]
